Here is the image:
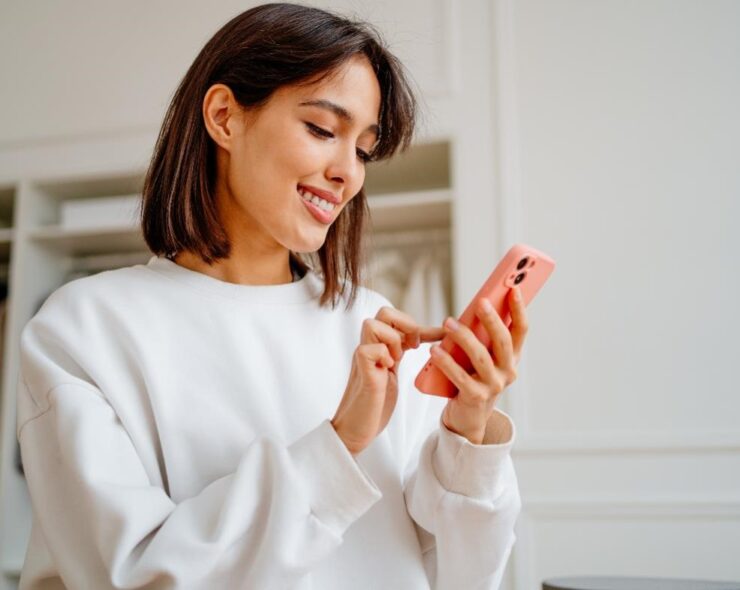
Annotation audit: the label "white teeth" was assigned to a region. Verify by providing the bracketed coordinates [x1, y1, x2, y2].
[298, 187, 335, 212]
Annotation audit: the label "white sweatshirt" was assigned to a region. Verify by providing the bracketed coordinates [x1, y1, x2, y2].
[16, 255, 521, 590]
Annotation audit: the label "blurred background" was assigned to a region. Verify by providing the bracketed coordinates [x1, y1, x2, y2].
[0, 0, 738, 588]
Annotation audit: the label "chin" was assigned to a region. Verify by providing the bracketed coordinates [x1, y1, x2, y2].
[287, 234, 327, 254]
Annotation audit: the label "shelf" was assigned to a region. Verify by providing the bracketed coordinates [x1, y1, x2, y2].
[367, 188, 451, 232]
[25, 189, 451, 258]
[364, 140, 450, 194]
[32, 172, 145, 201]
[28, 223, 145, 257]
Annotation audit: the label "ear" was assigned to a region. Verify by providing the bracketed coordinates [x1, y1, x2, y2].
[202, 83, 244, 151]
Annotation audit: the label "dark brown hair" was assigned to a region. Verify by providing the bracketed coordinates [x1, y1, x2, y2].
[141, 2, 417, 309]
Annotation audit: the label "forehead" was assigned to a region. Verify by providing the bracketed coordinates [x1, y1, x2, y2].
[276, 57, 382, 124]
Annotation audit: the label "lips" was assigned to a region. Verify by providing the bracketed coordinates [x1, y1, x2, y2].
[297, 184, 340, 204]
[298, 187, 335, 224]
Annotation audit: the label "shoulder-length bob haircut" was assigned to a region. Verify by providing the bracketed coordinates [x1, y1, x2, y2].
[141, 2, 418, 310]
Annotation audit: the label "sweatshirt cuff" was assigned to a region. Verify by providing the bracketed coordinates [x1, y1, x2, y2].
[432, 408, 516, 499]
[289, 419, 382, 534]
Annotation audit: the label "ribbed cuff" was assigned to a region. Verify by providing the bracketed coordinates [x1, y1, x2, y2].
[289, 419, 383, 534]
[432, 408, 516, 498]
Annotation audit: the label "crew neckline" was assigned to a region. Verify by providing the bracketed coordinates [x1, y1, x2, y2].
[145, 255, 323, 304]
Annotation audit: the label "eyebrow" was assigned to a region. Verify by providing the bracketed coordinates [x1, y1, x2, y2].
[298, 99, 380, 139]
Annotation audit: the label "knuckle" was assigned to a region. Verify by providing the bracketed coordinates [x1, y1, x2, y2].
[469, 388, 489, 405]
[377, 305, 392, 317]
[473, 349, 489, 368]
[486, 373, 505, 391]
[431, 350, 445, 365]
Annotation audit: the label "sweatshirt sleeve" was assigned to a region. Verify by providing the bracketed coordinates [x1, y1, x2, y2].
[397, 344, 522, 590]
[16, 311, 382, 589]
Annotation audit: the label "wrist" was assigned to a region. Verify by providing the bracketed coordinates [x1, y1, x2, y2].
[441, 413, 485, 445]
[330, 418, 361, 456]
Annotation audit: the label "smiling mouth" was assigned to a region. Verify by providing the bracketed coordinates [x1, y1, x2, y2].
[297, 187, 337, 225]
[297, 185, 338, 212]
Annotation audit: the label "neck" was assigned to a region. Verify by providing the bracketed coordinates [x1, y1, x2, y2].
[172, 250, 295, 286]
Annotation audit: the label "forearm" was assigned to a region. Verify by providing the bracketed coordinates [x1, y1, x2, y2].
[482, 408, 513, 445]
[443, 406, 513, 446]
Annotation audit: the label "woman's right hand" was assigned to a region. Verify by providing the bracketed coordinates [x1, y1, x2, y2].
[331, 306, 445, 455]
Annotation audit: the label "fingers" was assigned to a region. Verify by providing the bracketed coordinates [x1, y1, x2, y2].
[418, 325, 446, 343]
[430, 343, 480, 397]
[357, 341, 395, 371]
[441, 317, 497, 385]
[507, 287, 529, 358]
[374, 306, 445, 350]
[474, 297, 515, 375]
[435, 288, 530, 396]
[362, 317, 405, 363]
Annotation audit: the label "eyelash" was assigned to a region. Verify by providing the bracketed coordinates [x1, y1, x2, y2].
[304, 122, 373, 164]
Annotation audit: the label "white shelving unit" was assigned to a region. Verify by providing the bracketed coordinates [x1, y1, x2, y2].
[0, 138, 454, 588]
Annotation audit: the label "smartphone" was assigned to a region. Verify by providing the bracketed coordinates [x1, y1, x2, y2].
[414, 243, 556, 398]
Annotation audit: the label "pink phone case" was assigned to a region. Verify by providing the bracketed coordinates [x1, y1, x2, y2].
[414, 243, 556, 397]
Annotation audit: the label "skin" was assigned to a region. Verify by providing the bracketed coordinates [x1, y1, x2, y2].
[175, 54, 381, 285]
[434, 291, 529, 445]
[174, 54, 529, 450]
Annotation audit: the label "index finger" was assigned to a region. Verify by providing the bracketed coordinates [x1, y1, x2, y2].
[418, 326, 446, 342]
[375, 306, 446, 348]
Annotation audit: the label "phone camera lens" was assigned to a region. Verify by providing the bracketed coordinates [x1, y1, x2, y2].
[514, 272, 526, 285]
[517, 257, 529, 270]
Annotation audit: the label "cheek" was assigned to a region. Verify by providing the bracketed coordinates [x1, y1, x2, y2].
[352, 169, 366, 195]
[284, 133, 327, 173]
[232, 133, 314, 197]
[253, 127, 367, 198]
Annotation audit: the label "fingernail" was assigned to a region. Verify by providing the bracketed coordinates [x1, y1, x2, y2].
[514, 288, 522, 301]
[444, 317, 458, 331]
[431, 344, 442, 355]
[481, 298, 493, 312]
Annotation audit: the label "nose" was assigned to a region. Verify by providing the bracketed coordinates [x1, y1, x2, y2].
[325, 144, 363, 195]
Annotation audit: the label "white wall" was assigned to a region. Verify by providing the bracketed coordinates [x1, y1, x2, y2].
[0, 0, 452, 149]
[498, 0, 740, 586]
[1, 0, 738, 588]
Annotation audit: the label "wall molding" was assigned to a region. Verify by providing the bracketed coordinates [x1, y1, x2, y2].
[512, 499, 740, 590]
[513, 430, 740, 455]
[521, 497, 740, 518]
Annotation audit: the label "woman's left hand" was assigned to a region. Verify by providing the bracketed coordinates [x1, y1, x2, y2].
[430, 287, 528, 445]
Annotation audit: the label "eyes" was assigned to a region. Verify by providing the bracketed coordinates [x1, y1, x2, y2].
[304, 122, 374, 164]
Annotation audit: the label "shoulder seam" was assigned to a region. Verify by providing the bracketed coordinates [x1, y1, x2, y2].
[17, 380, 107, 439]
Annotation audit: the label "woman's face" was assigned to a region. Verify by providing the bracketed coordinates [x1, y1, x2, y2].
[205, 55, 382, 255]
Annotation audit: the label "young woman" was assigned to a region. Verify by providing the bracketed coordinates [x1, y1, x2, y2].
[16, 3, 527, 588]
